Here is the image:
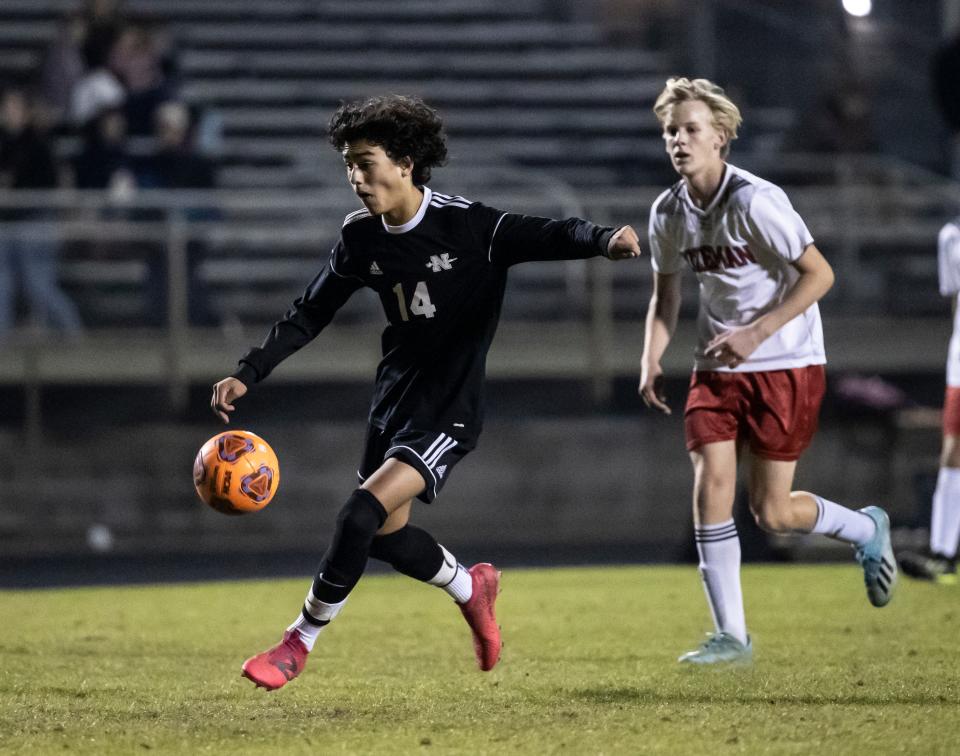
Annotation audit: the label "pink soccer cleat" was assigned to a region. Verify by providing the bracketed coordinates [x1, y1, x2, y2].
[458, 563, 502, 671]
[241, 630, 308, 691]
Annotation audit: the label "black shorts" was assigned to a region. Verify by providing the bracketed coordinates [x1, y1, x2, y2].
[357, 425, 472, 503]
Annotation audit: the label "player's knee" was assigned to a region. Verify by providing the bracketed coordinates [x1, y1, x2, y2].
[751, 500, 792, 534]
[335, 489, 388, 540]
[694, 472, 736, 509]
[369, 525, 444, 581]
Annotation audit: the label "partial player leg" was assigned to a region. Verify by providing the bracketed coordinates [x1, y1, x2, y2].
[241, 459, 424, 690]
[370, 505, 474, 601]
[367, 428, 501, 669]
[900, 432, 960, 582]
[368, 501, 502, 670]
[747, 454, 896, 607]
[679, 440, 752, 665]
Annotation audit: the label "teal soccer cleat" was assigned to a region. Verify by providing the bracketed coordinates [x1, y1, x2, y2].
[855, 506, 898, 607]
[678, 632, 753, 665]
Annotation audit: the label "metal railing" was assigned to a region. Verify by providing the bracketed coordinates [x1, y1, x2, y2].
[1, 153, 958, 440]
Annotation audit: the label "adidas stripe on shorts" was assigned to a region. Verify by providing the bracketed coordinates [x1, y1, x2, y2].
[357, 425, 472, 503]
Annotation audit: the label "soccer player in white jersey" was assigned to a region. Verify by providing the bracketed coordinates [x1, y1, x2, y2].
[899, 218, 960, 582]
[639, 77, 897, 664]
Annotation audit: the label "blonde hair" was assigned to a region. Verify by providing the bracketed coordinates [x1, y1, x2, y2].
[653, 77, 742, 158]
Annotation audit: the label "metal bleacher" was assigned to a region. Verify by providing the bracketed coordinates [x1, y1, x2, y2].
[1, 2, 959, 560]
[0, 0, 680, 344]
[171, 3, 675, 190]
[1, 0, 960, 416]
[0, 0, 677, 187]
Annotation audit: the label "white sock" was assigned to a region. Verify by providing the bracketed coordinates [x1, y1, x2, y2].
[810, 495, 876, 546]
[288, 614, 324, 652]
[427, 545, 473, 604]
[695, 519, 748, 646]
[930, 467, 960, 558]
[287, 584, 347, 651]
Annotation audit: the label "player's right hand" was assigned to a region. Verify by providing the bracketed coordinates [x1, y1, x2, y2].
[211, 377, 248, 423]
[639, 365, 671, 415]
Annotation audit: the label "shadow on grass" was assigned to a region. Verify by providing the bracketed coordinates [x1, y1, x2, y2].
[566, 686, 960, 706]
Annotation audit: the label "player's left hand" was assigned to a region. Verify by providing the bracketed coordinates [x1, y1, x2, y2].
[705, 325, 765, 368]
[605, 225, 642, 260]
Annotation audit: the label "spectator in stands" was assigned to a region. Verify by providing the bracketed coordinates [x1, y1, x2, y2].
[596, 0, 683, 48]
[70, 50, 125, 128]
[67, 0, 127, 129]
[0, 88, 82, 336]
[140, 102, 216, 190]
[72, 106, 136, 201]
[82, 0, 126, 74]
[152, 23, 181, 96]
[138, 101, 221, 327]
[110, 23, 174, 135]
[38, 14, 88, 130]
[787, 77, 877, 154]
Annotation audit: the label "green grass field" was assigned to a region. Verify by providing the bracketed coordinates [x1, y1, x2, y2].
[1, 564, 958, 755]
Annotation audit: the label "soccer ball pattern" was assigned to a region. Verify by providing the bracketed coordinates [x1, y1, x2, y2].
[193, 430, 280, 515]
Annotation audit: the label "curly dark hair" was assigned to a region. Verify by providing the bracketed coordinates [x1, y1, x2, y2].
[328, 95, 448, 185]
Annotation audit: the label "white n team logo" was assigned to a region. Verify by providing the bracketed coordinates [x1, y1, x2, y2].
[426, 253, 457, 273]
[436, 465, 447, 478]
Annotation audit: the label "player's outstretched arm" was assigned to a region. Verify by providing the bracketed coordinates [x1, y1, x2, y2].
[232, 254, 363, 390]
[605, 225, 642, 260]
[483, 209, 635, 265]
[639, 272, 681, 415]
[211, 377, 248, 424]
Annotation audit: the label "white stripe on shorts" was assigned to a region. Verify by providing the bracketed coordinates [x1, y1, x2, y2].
[420, 433, 449, 463]
[425, 437, 457, 468]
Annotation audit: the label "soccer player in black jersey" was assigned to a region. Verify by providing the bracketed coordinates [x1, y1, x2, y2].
[211, 95, 641, 690]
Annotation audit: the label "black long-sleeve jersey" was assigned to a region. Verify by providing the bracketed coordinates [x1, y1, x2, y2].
[233, 188, 617, 445]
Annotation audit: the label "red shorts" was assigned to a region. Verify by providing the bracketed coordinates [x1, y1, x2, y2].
[944, 387, 960, 436]
[684, 365, 827, 461]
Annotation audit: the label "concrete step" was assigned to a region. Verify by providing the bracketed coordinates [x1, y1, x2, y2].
[182, 77, 665, 106]
[174, 20, 602, 49]
[180, 48, 661, 78]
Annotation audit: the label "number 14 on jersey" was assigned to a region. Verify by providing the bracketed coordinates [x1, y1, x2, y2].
[392, 281, 437, 321]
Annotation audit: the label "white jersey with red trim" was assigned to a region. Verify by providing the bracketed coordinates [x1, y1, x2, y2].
[938, 218, 960, 387]
[649, 163, 825, 372]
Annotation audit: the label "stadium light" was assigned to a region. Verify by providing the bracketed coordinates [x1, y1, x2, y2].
[842, 0, 872, 17]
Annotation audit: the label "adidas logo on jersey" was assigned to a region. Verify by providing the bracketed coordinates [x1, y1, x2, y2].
[426, 253, 457, 273]
[369, 261, 383, 275]
[436, 465, 447, 478]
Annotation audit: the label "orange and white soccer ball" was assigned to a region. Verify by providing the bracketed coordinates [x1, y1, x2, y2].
[193, 430, 280, 515]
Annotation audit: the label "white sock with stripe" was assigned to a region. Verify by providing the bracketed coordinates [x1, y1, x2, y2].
[695, 519, 748, 646]
[810, 495, 876, 547]
[428, 545, 473, 604]
[930, 467, 960, 558]
[287, 584, 348, 651]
